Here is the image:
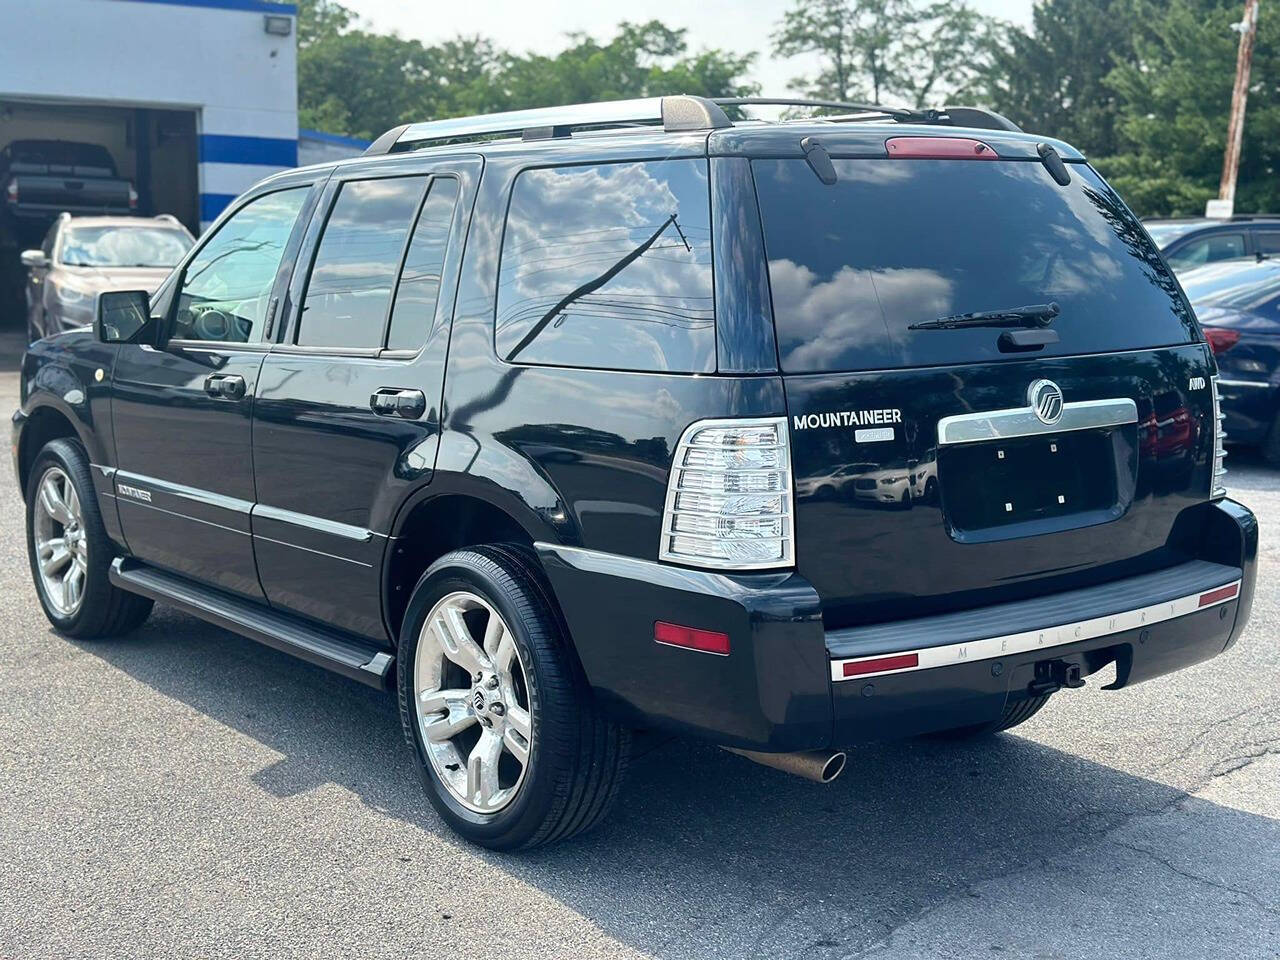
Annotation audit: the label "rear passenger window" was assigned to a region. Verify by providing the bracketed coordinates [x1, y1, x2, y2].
[296, 176, 427, 349]
[1167, 233, 1245, 271]
[386, 177, 459, 351]
[495, 159, 715, 373]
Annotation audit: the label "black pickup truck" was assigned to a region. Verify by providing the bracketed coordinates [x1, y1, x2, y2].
[12, 96, 1259, 851]
[2, 140, 135, 234]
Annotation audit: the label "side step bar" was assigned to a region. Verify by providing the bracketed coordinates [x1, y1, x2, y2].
[109, 558, 394, 689]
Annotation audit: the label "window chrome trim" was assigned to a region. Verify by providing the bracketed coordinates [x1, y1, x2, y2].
[937, 397, 1137, 446]
[830, 579, 1241, 681]
[1215, 378, 1271, 389]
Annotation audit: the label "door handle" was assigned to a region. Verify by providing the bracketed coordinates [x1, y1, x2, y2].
[370, 387, 426, 419]
[204, 373, 246, 400]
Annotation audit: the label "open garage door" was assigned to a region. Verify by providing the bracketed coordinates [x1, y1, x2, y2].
[0, 99, 198, 325]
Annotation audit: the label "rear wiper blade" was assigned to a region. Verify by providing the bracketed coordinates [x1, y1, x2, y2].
[908, 301, 1060, 331]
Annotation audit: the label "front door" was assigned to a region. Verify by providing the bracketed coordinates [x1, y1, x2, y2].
[250, 155, 478, 640]
[110, 180, 322, 598]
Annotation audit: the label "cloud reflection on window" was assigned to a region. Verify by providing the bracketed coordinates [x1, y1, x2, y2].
[495, 159, 715, 373]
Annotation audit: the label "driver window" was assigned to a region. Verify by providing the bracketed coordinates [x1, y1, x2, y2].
[173, 187, 308, 343]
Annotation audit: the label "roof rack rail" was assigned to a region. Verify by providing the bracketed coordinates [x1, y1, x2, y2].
[715, 97, 1022, 132]
[364, 95, 732, 156]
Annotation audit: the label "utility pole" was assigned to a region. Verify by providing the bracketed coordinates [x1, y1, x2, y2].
[1212, 0, 1260, 217]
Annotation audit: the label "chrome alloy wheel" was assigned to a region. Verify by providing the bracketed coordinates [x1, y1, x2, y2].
[413, 591, 533, 814]
[32, 466, 87, 617]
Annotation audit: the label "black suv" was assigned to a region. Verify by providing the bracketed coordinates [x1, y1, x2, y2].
[13, 97, 1258, 850]
[1145, 215, 1280, 272]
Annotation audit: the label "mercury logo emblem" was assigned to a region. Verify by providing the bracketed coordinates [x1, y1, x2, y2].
[1028, 379, 1064, 425]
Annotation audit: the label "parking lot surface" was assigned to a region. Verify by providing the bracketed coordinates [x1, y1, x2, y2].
[0, 332, 1276, 960]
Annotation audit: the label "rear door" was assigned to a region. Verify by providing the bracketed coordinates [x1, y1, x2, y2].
[250, 154, 477, 640]
[750, 144, 1214, 628]
[110, 176, 324, 598]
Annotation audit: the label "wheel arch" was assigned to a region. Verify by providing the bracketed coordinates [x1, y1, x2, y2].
[17, 402, 90, 500]
[383, 489, 560, 641]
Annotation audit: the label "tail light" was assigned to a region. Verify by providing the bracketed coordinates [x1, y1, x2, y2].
[1203, 327, 1240, 355]
[128, 185, 139, 210]
[660, 417, 794, 570]
[1211, 376, 1228, 499]
[4, 179, 16, 204]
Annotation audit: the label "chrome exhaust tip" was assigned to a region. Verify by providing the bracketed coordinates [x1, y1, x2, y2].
[723, 747, 847, 783]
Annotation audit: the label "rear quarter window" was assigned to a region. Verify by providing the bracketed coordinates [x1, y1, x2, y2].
[495, 158, 715, 373]
[754, 158, 1197, 373]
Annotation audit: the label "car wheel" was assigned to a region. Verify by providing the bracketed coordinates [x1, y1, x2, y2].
[929, 694, 1051, 739]
[397, 544, 629, 850]
[924, 477, 939, 505]
[25, 438, 153, 638]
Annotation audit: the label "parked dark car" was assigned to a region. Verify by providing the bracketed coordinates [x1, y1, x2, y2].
[2, 140, 136, 235]
[1181, 257, 1280, 462]
[12, 97, 1257, 851]
[21, 213, 194, 342]
[1145, 215, 1280, 272]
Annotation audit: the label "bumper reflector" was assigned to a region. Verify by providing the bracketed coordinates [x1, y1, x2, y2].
[655, 621, 730, 656]
[842, 653, 919, 678]
[1199, 583, 1239, 607]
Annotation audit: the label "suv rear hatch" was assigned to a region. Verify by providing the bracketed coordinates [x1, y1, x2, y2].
[748, 133, 1216, 628]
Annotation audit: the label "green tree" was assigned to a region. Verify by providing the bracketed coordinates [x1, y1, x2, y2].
[295, 4, 756, 139]
[772, 0, 996, 107]
[981, 0, 1138, 159]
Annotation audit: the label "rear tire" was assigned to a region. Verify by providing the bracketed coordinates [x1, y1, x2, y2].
[930, 694, 1051, 739]
[25, 438, 153, 638]
[397, 543, 629, 850]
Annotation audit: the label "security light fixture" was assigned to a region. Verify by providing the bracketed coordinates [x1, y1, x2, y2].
[263, 14, 292, 37]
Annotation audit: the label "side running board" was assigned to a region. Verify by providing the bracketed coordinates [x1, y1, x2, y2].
[109, 558, 394, 689]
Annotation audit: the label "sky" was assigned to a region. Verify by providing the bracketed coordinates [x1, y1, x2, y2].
[342, 0, 1036, 105]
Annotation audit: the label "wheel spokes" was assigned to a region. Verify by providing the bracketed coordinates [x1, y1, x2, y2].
[419, 688, 477, 742]
[466, 730, 503, 806]
[39, 539, 72, 576]
[39, 476, 72, 526]
[433, 604, 491, 675]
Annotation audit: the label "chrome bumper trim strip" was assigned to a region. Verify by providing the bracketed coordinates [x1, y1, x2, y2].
[830, 579, 1241, 681]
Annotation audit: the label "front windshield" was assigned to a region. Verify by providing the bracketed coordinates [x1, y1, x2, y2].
[1144, 222, 1201, 246]
[60, 225, 192, 268]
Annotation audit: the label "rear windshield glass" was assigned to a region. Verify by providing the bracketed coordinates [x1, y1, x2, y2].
[1144, 221, 1201, 246]
[754, 159, 1197, 373]
[6, 140, 115, 174]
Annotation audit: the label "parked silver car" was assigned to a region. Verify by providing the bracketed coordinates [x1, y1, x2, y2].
[21, 213, 193, 342]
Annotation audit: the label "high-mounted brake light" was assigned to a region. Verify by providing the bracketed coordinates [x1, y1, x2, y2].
[659, 417, 794, 570]
[1203, 327, 1240, 355]
[885, 137, 999, 160]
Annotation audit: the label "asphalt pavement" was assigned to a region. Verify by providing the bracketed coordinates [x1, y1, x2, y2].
[0, 330, 1275, 959]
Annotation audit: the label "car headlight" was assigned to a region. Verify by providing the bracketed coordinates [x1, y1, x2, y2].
[54, 284, 89, 306]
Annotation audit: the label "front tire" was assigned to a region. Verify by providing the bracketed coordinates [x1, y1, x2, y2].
[397, 544, 629, 850]
[25, 438, 153, 638]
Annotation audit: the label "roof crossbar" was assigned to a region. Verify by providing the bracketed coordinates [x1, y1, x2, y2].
[364, 95, 732, 156]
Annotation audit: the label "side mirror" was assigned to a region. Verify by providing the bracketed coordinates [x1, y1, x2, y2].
[20, 249, 48, 269]
[96, 290, 154, 344]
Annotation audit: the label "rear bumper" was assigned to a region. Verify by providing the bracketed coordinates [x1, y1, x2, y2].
[537, 498, 1258, 751]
